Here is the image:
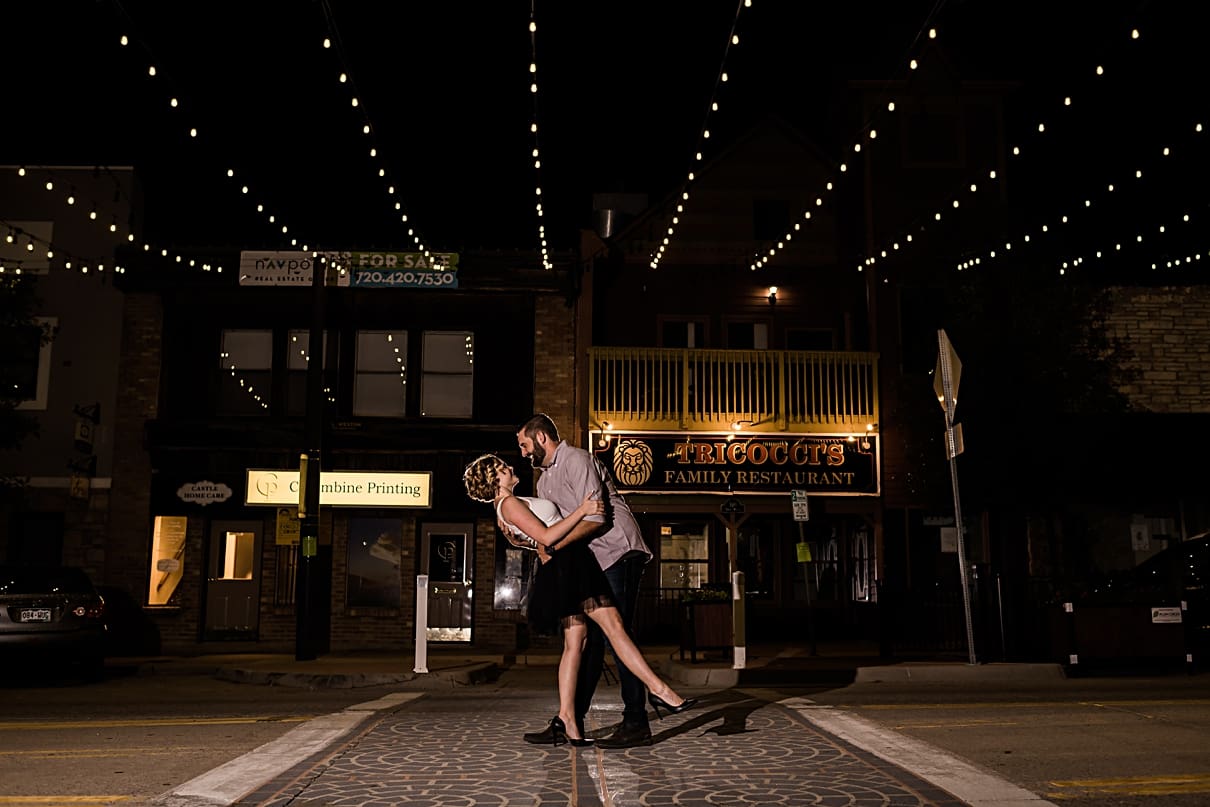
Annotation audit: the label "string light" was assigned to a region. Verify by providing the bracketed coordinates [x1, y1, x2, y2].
[650, 0, 750, 271]
[11, 165, 225, 274]
[316, 0, 432, 259]
[102, 9, 300, 259]
[0, 216, 125, 276]
[754, 9, 944, 271]
[528, 5, 552, 270]
[854, 21, 1152, 275]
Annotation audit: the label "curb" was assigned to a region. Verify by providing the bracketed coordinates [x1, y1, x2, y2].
[209, 661, 502, 689]
[663, 660, 739, 688]
[853, 662, 1067, 683]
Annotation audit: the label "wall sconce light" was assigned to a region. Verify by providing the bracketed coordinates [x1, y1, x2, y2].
[595, 421, 614, 449]
[767, 286, 778, 305]
[861, 422, 878, 450]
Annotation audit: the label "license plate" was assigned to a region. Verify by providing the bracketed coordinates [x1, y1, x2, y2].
[19, 608, 52, 622]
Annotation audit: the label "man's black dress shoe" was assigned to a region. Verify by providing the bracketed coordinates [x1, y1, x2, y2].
[595, 723, 653, 749]
[524, 716, 585, 744]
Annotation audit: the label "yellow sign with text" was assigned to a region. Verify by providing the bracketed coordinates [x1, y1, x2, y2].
[246, 470, 433, 508]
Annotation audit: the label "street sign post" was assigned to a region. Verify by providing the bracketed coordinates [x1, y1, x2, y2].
[790, 490, 817, 655]
[937, 329, 977, 665]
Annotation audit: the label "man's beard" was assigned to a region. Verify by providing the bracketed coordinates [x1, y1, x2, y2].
[528, 441, 547, 468]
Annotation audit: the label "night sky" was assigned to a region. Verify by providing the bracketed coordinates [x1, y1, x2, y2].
[7, 1, 1206, 270]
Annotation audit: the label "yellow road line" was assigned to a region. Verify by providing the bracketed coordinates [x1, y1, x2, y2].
[892, 720, 1020, 729]
[0, 746, 201, 759]
[856, 698, 1210, 711]
[0, 798, 129, 805]
[1047, 773, 1210, 797]
[0, 716, 307, 731]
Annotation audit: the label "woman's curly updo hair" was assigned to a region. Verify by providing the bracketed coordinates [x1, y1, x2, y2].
[463, 454, 509, 503]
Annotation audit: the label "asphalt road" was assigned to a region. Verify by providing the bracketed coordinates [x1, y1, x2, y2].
[0, 664, 406, 806]
[806, 673, 1210, 807]
[1, 662, 1208, 806]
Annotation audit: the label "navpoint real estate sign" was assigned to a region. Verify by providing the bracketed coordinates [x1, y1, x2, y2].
[245, 469, 432, 508]
[238, 251, 458, 289]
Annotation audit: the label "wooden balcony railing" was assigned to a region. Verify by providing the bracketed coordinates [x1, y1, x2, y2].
[589, 347, 879, 432]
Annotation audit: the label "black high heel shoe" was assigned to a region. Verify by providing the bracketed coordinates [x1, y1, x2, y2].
[648, 692, 698, 719]
[546, 716, 593, 747]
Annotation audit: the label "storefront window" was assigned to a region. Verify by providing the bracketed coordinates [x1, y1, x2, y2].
[739, 522, 776, 599]
[147, 516, 187, 605]
[354, 330, 408, 417]
[217, 530, 255, 579]
[658, 522, 709, 588]
[346, 517, 402, 608]
[216, 529, 254, 580]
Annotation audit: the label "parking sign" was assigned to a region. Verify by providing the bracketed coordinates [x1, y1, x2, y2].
[791, 490, 809, 521]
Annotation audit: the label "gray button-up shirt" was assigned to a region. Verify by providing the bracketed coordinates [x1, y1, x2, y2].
[536, 440, 651, 572]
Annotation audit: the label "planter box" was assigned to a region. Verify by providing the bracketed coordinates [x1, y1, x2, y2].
[679, 600, 732, 662]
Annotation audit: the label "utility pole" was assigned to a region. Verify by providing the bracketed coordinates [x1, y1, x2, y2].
[295, 256, 327, 661]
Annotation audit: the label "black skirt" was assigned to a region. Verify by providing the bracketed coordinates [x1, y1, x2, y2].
[526, 542, 615, 636]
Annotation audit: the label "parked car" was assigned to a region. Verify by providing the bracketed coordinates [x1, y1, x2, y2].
[0, 564, 108, 674]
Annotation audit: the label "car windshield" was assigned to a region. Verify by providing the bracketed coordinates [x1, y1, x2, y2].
[1128, 536, 1209, 591]
[0, 566, 95, 595]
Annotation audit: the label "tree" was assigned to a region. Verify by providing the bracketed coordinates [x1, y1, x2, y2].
[942, 264, 1133, 511]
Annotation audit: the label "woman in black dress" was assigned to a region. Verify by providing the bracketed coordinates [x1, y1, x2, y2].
[464, 454, 696, 746]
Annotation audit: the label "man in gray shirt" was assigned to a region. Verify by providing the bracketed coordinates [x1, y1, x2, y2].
[517, 413, 655, 748]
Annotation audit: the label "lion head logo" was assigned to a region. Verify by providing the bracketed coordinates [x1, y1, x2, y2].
[613, 439, 654, 487]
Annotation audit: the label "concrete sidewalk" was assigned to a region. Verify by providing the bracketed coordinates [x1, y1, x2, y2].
[106, 640, 1070, 690]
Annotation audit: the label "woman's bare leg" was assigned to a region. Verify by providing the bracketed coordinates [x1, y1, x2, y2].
[587, 606, 684, 706]
[558, 621, 588, 739]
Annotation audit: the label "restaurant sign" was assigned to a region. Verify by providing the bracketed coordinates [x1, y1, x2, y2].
[592, 432, 879, 496]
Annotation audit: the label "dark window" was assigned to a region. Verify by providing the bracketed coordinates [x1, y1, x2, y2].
[286, 329, 329, 417]
[421, 331, 473, 418]
[786, 328, 835, 350]
[1, 323, 42, 400]
[898, 286, 944, 374]
[660, 320, 705, 348]
[726, 322, 768, 350]
[752, 199, 790, 242]
[905, 108, 961, 166]
[218, 329, 272, 415]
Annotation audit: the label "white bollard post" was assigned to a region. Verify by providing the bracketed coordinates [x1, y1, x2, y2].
[732, 570, 746, 670]
[414, 574, 429, 674]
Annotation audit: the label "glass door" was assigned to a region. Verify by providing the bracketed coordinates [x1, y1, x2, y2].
[204, 520, 262, 640]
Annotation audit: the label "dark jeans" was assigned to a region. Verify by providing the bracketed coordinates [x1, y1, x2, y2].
[576, 552, 649, 728]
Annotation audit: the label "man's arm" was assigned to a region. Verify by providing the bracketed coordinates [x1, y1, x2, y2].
[551, 518, 602, 551]
[547, 449, 608, 550]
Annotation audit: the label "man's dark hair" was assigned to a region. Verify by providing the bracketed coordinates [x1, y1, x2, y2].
[519, 413, 559, 442]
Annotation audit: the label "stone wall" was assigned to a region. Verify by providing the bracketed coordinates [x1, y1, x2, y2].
[1107, 286, 1210, 412]
[531, 294, 579, 445]
[106, 292, 162, 595]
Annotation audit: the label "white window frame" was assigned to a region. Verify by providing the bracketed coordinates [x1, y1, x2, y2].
[16, 316, 56, 411]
